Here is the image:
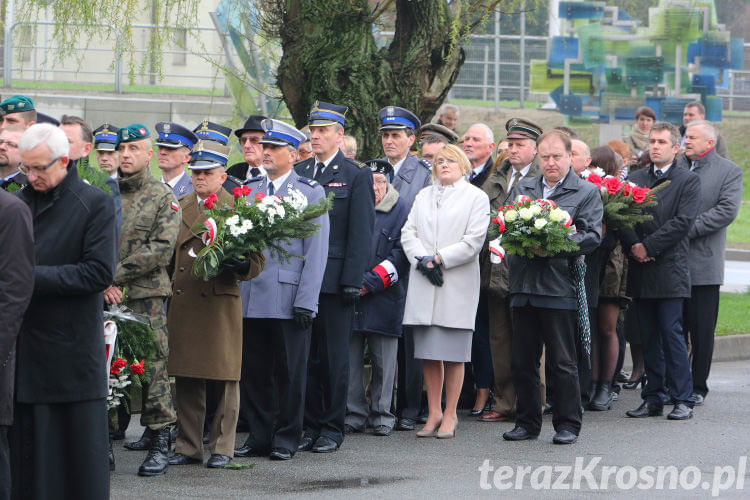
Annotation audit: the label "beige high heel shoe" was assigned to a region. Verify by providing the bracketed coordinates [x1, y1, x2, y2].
[436, 422, 458, 439]
[416, 419, 442, 438]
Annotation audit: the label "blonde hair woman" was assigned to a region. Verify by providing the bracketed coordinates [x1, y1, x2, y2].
[400, 144, 490, 439]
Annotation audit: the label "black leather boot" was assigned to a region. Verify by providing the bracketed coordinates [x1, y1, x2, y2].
[137, 427, 171, 476]
[125, 427, 154, 451]
[589, 382, 613, 411]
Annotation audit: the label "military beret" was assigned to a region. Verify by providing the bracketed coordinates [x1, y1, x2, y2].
[233, 115, 267, 138]
[36, 112, 60, 126]
[505, 118, 543, 141]
[189, 140, 231, 170]
[419, 123, 459, 144]
[193, 120, 232, 146]
[93, 123, 120, 151]
[366, 159, 393, 177]
[308, 100, 347, 127]
[260, 119, 306, 149]
[155, 121, 198, 150]
[378, 106, 421, 131]
[116, 124, 150, 148]
[0, 95, 35, 114]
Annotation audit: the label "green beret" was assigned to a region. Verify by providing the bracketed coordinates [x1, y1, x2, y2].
[116, 124, 151, 148]
[0, 95, 35, 114]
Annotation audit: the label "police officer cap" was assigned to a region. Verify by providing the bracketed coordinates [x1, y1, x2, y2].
[419, 123, 459, 144]
[93, 123, 120, 151]
[116, 124, 150, 148]
[155, 121, 198, 150]
[36, 112, 60, 126]
[193, 120, 232, 146]
[0, 95, 35, 115]
[308, 100, 347, 127]
[189, 140, 231, 170]
[505, 118, 543, 141]
[378, 106, 421, 131]
[233, 115, 267, 138]
[366, 159, 393, 178]
[259, 119, 306, 149]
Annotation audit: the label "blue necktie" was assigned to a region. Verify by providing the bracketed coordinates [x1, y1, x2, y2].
[654, 169, 664, 178]
[268, 181, 275, 195]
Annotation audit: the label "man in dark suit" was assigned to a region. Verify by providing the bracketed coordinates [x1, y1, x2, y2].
[502, 130, 602, 445]
[234, 119, 329, 461]
[226, 115, 267, 182]
[622, 121, 701, 421]
[11, 123, 116, 499]
[462, 123, 495, 188]
[0, 189, 34, 500]
[295, 101, 375, 453]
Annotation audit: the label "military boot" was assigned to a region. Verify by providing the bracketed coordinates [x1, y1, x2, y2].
[137, 427, 171, 476]
[124, 427, 154, 451]
[589, 382, 613, 411]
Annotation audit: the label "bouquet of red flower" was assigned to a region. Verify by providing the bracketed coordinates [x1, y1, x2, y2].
[191, 185, 332, 281]
[487, 195, 579, 261]
[580, 168, 668, 231]
[108, 357, 147, 411]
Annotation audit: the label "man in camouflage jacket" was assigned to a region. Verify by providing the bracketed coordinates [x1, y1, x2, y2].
[103, 124, 181, 477]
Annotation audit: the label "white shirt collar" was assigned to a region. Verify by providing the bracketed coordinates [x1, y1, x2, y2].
[542, 177, 564, 199]
[245, 165, 266, 180]
[315, 150, 338, 168]
[390, 155, 407, 176]
[268, 170, 293, 194]
[655, 162, 673, 176]
[161, 170, 186, 188]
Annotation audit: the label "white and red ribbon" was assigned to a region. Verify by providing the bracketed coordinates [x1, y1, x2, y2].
[489, 237, 506, 264]
[202, 218, 218, 246]
[372, 259, 398, 288]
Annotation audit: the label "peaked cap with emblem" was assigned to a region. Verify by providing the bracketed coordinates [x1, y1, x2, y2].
[505, 118, 543, 141]
[189, 139, 231, 170]
[0, 95, 35, 115]
[35, 112, 60, 126]
[365, 158, 393, 178]
[116, 124, 150, 148]
[308, 100, 347, 127]
[155, 121, 198, 150]
[378, 106, 421, 131]
[193, 120, 232, 146]
[260, 119, 306, 149]
[419, 123, 459, 144]
[93, 123, 120, 151]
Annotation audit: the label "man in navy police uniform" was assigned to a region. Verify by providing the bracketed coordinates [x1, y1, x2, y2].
[154, 121, 197, 199]
[295, 101, 375, 453]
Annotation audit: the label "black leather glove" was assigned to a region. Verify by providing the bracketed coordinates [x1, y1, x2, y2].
[341, 286, 360, 306]
[293, 307, 313, 330]
[221, 257, 251, 275]
[416, 256, 444, 287]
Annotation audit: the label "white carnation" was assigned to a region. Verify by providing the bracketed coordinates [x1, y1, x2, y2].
[534, 218, 548, 230]
[226, 215, 240, 226]
[229, 225, 242, 237]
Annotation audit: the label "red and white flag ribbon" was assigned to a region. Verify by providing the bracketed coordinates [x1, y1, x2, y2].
[201, 218, 218, 246]
[489, 238, 506, 264]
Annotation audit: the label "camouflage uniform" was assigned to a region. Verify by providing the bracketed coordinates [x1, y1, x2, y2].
[116, 166, 181, 429]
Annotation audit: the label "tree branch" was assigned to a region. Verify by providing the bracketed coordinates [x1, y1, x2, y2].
[365, 0, 395, 23]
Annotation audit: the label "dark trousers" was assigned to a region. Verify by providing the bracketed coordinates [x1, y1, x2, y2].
[470, 291, 494, 390]
[10, 399, 109, 500]
[396, 326, 423, 420]
[304, 294, 354, 445]
[1, 426, 9, 500]
[684, 285, 720, 397]
[637, 298, 693, 406]
[242, 318, 311, 454]
[511, 306, 582, 436]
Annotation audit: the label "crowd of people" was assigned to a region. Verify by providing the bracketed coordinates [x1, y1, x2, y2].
[0, 94, 743, 499]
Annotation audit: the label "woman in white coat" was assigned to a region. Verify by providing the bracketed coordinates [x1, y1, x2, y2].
[401, 144, 490, 438]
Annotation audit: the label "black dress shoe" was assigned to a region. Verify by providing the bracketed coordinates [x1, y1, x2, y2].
[206, 454, 231, 468]
[312, 436, 339, 453]
[297, 435, 315, 452]
[343, 424, 362, 434]
[233, 442, 267, 458]
[395, 418, 416, 431]
[125, 427, 154, 451]
[269, 448, 293, 461]
[552, 429, 578, 444]
[373, 425, 392, 436]
[137, 427, 171, 476]
[168, 453, 201, 465]
[110, 429, 126, 441]
[667, 403, 693, 420]
[502, 426, 538, 441]
[689, 393, 704, 406]
[626, 401, 663, 418]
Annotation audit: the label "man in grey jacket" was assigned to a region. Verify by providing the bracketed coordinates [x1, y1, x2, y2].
[681, 120, 743, 406]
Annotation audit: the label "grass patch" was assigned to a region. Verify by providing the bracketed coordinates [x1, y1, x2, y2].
[451, 98, 543, 109]
[716, 291, 750, 335]
[11, 79, 226, 96]
[727, 202, 750, 245]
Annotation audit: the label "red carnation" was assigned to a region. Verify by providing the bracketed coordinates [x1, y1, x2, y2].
[110, 357, 126, 375]
[497, 220, 505, 233]
[622, 183, 632, 196]
[130, 360, 145, 375]
[631, 186, 647, 203]
[587, 174, 603, 188]
[255, 192, 266, 201]
[203, 197, 214, 209]
[603, 177, 621, 196]
[241, 185, 251, 196]
[232, 186, 243, 198]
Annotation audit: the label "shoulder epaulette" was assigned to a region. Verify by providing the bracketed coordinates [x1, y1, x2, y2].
[297, 177, 319, 187]
[351, 159, 367, 169]
[244, 175, 264, 183]
[418, 158, 432, 169]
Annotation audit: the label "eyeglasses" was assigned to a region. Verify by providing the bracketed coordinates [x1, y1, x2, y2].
[0, 139, 18, 149]
[239, 136, 262, 145]
[18, 157, 60, 175]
